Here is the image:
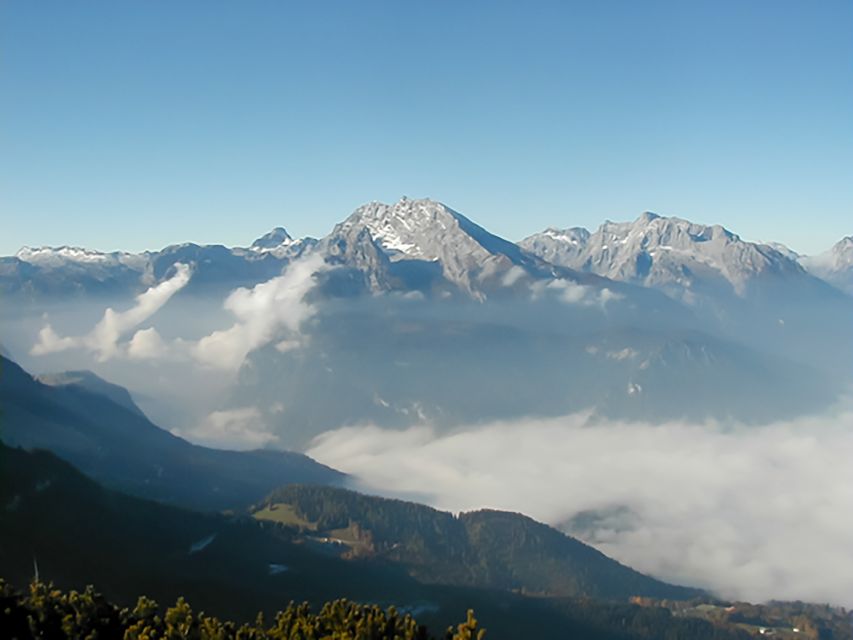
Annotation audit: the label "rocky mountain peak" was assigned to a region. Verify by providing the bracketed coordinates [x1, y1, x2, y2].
[251, 227, 293, 251]
[340, 198, 462, 259]
[332, 198, 544, 296]
[521, 212, 806, 296]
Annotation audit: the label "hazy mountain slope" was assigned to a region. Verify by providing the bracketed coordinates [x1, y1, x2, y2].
[229, 300, 834, 448]
[520, 213, 853, 374]
[147, 240, 308, 296]
[0, 252, 143, 300]
[0, 444, 750, 639]
[255, 485, 701, 602]
[36, 369, 147, 418]
[801, 236, 853, 295]
[0, 355, 343, 511]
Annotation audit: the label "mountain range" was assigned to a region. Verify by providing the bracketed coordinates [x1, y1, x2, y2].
[520, 212, 809, 299]
[1, 198, 849, 448]
[3, 198, 847, 302]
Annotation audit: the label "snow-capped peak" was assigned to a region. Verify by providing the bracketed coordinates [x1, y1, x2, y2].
[540, 227, 591, 245]
[340, 197, 461, 259]
[331, 197, 544, 295]
[250, 227, 294, 252]
[14, 246, 148, 270]
[521, 211, 806, 297]
[17, 246, 113, 264]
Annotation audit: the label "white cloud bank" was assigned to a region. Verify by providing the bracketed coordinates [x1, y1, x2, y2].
[31, 264, 192, 360]
[530, 278, 623, 306]
[307, 410, 853, 606]
[187, 252, 326, 369]
[30, 254, 326, 371]
[177, 407, 278, 451]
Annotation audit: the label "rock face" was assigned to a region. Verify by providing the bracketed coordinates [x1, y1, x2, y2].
[520, 212, 810, 299]
[521, 213, 853, 376]
[6, 199, 846, 306]
[331, 197, 552, 297]
[315, 220, 394, 294]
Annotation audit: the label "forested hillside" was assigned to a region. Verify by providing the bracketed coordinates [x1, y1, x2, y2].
[0, 443, 755, 639]
[254, 485, 701, 601]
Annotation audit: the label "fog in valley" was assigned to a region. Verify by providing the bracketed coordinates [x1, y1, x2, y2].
[308, 408, 853, 606]
[2, 246, 850, 607]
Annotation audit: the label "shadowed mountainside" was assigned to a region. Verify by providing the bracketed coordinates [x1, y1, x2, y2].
[0, 443, 754, 639]
[0, 354, 343, 511]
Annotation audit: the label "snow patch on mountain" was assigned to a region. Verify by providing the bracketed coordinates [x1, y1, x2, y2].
[16, 246, 149, 271]
[251, 227, 293, 251]
[331, 197, 549, 296]
[244, 227, 315, 260]
[520, 212, 807, 298]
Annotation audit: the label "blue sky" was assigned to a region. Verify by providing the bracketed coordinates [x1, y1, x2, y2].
[1, 1, 850, 255]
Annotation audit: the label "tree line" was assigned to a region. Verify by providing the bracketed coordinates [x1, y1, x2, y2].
[0, 579, 485, 640]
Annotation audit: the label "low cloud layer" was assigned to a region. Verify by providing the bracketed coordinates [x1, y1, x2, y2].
[177, 407, 278, 451]
[31, 264, 192, 360]
[307, 409, 853, 606]
[30, 255, 326, 371]
[530, 278, 622, 306]
[187, 253, 326, 369]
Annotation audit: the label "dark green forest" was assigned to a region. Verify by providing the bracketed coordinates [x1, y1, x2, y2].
[255, 485, 699, 601]
[0, 579, 484, 640]
[3, 578, 773, 640]
[1, 443, 769, 639]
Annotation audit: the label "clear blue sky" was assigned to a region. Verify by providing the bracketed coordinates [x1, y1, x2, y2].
[1, 0, 850, 255]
